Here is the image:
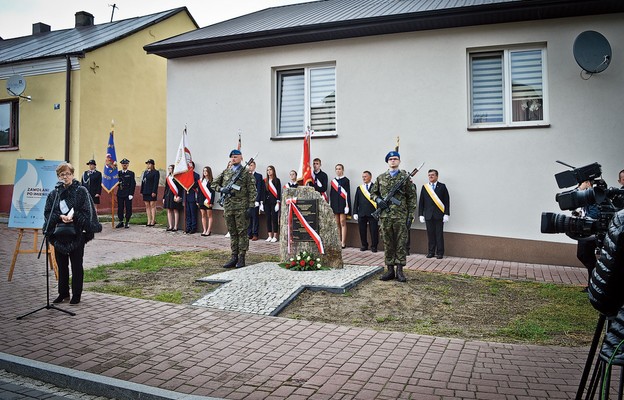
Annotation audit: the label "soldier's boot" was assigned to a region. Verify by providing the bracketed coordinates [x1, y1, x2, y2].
[396, 265, 407, 282]
[223, 254, 238, 269]
[235, 253, 246, 268]
[379, 265, 395, 281]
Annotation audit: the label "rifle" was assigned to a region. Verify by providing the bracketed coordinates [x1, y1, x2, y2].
[372, 161, 424, 220]
[218, 153, 258, 207]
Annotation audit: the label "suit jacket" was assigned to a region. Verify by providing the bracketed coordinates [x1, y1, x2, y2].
[82, 170, 102, 203]
[252, 171, 264, 204]
[310, 169, 328, 197]
[418, 182, 450, 220]
[117, 169, 136, 198]
[353, 184, 376, 217]
[264, 177, 281, 206]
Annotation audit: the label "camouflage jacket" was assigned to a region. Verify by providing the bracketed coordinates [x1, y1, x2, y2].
[211, 165, 257, 211]
[370, 169, 417, 220]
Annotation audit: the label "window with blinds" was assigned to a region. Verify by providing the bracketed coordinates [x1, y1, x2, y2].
[276, 65, 336, 137]
[469, 47, 547, 128]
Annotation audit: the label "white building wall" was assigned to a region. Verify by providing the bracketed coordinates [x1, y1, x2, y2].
[166, 13, 623, 246]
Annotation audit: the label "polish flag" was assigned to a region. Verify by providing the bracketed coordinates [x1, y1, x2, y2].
[297, 128, 313, 186]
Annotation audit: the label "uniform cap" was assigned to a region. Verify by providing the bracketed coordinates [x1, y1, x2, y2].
[145, 159, 155, 165]
[229, 149, 242, 157]
[385, 151, 400, 163]
[86, 159, 96, 165]
[120, 158, 130, 164]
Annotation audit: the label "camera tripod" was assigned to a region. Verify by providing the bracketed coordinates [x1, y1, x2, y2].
[16, 188, 75, 320]
[576, 314, 624, 400]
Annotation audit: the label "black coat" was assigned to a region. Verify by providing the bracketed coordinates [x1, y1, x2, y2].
[81, 170, 102, 204]
[330, 176, 351, 214]
[44, 180, 93, 254]
[264, 177, 281, 206]
[252, 172, 264, 204]
[140, 169, 160, 196]
[117, 169, 136, 197]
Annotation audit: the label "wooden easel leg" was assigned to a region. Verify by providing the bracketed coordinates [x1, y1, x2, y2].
[8, 229, 25, 281]
[48, 245, 58, 280]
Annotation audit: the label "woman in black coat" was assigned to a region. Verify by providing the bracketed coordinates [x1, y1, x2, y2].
[263, 165, 281, 243]
[330, 163, 351, 248]
[44, 162, 96, 305]
[141, 159, 160, 226]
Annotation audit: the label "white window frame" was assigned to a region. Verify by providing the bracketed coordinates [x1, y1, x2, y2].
[274, 63, 337, 138]
[468, 45, 549, 130]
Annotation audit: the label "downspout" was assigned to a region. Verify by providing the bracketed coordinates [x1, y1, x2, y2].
[64, 55, 71, 162]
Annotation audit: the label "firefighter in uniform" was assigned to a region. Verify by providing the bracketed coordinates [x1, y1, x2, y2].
[116, 158, 136, 228]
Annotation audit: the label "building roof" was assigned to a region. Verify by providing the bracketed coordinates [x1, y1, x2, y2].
[0, 7, 197, 66]
[145, 0, 624, 59]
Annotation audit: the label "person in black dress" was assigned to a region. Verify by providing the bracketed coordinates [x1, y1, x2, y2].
[141, 159, 160, 226]
[263, 165, 281, 242]
[163, 164, 183, 231]
[330, 163, 351, 248]
[197, 166, 216, 236]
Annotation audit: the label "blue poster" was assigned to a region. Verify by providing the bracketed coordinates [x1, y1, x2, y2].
[8, 159, 63, 229]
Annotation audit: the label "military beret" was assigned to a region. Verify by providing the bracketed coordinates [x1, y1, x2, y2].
[385, 151, 400, 163]
[229, 149, 242, 157]
[120, 158, 130, 164]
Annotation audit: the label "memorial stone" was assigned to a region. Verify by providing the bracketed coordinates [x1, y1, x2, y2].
[280, 186, 343, 268]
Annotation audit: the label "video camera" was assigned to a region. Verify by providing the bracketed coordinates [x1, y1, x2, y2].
[541, 161, 624, 240]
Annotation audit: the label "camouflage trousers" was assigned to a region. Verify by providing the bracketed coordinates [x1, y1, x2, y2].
[224, 208, 250, 255]
[380, 217, 409, 266]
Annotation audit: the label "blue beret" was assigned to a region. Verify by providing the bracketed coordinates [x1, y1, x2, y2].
[385, 151, 400, 163]
[229, 149, 242, 157]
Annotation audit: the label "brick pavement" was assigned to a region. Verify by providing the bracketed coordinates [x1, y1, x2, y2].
[0, 222, 600, 399]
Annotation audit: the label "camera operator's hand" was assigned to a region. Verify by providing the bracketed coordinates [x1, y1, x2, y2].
[376, 197, 388, 210]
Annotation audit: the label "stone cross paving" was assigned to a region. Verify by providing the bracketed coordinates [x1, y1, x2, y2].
[193, 262, 382, 316]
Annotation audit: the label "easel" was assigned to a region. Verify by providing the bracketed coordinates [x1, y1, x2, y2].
[8, 228, 58, 281]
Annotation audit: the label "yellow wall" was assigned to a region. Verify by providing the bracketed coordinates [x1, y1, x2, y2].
[0, 71, 72, 179]
[0, 10, 196, 193]
[76, 11, 196, 174]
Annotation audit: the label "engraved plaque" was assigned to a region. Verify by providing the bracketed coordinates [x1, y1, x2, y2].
[291, 199, 318, 242]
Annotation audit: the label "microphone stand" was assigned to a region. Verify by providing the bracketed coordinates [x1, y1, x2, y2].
[17, 185, 75, 319]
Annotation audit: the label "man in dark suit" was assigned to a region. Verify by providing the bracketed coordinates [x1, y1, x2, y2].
[352, 170, 379, 252]
[418, 169, 450, 259]
[116, 158, 136, 228]
[82, 159, 102, 205]
[309, 158, 329, 202]
[247, 160, 264, 241]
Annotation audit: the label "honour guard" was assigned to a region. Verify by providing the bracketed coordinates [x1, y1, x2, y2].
[371, 151, 417, 282]
[116, 158, 136, 228]
[212, 150, 257, 268]
[82, 159, 102, 205]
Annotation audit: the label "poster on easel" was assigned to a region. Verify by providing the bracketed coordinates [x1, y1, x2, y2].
[8, 159, 63, 229]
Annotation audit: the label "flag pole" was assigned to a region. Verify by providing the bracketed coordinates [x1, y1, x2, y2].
[111, 120, 116, 228]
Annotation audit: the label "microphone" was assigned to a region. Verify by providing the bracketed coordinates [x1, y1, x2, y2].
[55, 181, 65, 190]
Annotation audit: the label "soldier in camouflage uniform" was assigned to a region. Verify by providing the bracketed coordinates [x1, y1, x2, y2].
[370, 151, 417, 282]
[212, 149, 257, 268]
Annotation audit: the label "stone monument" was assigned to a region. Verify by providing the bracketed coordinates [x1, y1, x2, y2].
[279, 186, 343, 268]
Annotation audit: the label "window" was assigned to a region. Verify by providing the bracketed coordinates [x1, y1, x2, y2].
[469, 47, 547, 128]
[0, 100, 19, 148]
[276, 65, 336, 136]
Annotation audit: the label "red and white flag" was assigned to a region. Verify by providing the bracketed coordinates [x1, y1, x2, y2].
[297, 128, 313, 186]
[173, 128, 195, 191]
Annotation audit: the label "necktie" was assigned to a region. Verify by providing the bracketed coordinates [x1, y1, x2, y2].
[431, 183, 435, 190]
[366, 184, 369, 191]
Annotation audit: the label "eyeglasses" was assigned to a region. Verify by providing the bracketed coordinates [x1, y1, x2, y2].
[58, 172, 73, 177]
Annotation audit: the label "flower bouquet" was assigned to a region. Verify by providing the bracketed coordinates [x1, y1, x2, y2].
[279, 250, 328, 271]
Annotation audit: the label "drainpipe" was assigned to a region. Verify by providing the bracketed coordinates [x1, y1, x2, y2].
[64, 55, 71, 162]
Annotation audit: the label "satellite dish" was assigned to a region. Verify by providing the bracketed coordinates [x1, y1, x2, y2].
[6, 74, 26, 96]
[573, 31, 612, 74]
